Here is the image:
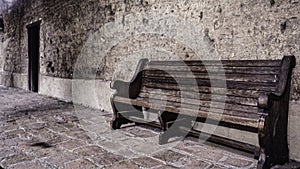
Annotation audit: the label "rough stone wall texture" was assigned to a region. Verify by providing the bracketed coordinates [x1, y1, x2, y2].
[3, 0, 299, 98]
[0, 0, 300, 160]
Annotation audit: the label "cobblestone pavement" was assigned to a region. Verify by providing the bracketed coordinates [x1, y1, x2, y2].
[0, 86, 299, 169]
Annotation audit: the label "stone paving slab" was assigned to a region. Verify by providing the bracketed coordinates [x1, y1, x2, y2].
[0, 86, 299, 169]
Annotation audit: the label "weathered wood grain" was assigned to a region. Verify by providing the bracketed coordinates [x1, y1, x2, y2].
[113, 96, 260, 128]
[143, 70, 278, 83]
[148, 60, 282, 67]
[142, 79, 276, 92]
[145, 66, 280, 75]
[141, 83, 269, 98]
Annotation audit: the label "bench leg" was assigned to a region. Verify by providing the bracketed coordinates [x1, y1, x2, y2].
[110, 110, 144, 129]
[158, 111, 179, 130]
[110, 117, 124, 129]
[111, 97, 125, 130]
[158, 112, 192, 144]
[257, 116, 267, 169]
[257, 148, 266, 169]
[110, 95, 143, 129]
[257, 103, 289, 169]
[159, 131, 170, 145]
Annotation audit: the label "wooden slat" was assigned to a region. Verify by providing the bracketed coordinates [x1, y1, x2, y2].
[148, 60, 282, 67]
[114, 96, 259, 128]
[143, 78, 277, 92]
[139, 88, 258, 107]
[142, 82, 272, 98]
[135, 94, 264, 116]
[145, 66, 280, 75]
[143, 70, 278, 83]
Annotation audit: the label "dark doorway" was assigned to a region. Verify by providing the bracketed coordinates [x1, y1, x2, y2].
[27, 21, 41, 92]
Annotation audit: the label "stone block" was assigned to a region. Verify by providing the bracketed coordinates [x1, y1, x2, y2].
[152, 150, 188, 166]
[64, 158, 98, 169]
[90, 152, 125, 167]
[132, 156, 163, 168]
[74, 145, 108, 157]
[7, 160, 48, 169]
[42, 152, 78, 167]
[0, 153, 33, 168]
[218, 156, 255, 168]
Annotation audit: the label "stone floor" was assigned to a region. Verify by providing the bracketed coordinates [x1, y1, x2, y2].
[0, 85, 299, 169]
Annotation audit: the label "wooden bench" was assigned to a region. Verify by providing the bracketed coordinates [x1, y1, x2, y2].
[110, 56, 295, 169]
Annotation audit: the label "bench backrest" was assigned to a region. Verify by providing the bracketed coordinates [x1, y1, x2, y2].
[137, 59, 283, 129]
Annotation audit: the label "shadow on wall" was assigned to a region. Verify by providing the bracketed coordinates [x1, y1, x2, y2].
[2, 71, 13, 86]
[0, 37, 13, 87]
[289, 100, 300, 162]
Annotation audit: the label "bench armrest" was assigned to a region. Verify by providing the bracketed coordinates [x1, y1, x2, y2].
[258, 56, 295, 109]
[110, 80, 130, 97]
[110, 80, 129, 90]
[258, 92, 282, 109]
[110, 59, 149, 98]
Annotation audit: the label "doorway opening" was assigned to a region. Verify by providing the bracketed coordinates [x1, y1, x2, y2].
[27, 21, 41, 92]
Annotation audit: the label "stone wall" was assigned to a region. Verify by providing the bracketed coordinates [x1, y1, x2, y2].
[0, 0, 300, 161]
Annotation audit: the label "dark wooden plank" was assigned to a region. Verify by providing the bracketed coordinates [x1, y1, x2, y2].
[142, 77, 277, 91]
[143, 70, 278, 83]
[145, 66, 280, 75]
[116, 96, 262, 120]
[139, 89, 258, 107]
[113, 96, 259, 128]
[142, 82, 272, 98]
[135, 95, 264, 116]
[148, 60, 282, 67]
